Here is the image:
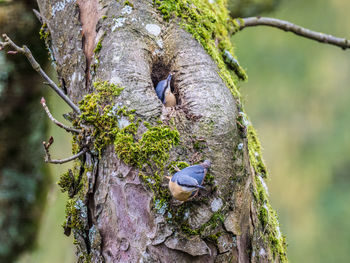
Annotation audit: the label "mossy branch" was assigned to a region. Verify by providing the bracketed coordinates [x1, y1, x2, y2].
[0, 34, 81, 113]
[235, 17, 350, 50]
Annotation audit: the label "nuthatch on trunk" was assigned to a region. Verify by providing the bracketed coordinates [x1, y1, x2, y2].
[168, 160, 211, 201]
[155, 74, 176, 107]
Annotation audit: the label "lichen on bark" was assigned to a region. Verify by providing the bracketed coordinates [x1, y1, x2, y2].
[36, 0, 287, 261]
[154, 0, 287, 260]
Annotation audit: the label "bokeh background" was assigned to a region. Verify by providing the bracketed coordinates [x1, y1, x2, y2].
[0, 0, 349, 262]
[234, 0, 350, 262]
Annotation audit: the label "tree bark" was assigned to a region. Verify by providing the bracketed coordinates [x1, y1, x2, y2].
[35, 0, 287, 262]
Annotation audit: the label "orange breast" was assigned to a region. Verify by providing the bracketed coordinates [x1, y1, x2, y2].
[169, 180, 192, 201]
[165, 92, 176, 107]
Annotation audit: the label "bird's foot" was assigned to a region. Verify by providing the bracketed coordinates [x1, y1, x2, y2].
[173, 165, 181, 172]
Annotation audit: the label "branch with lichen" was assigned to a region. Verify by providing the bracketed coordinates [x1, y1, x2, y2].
[40, 97, 81, 134]
[43, 136, 87, 164]
[235, 17, 350, 50]
[0, 34, 81, 113]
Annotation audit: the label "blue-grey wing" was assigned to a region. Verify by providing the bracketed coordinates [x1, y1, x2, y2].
[155, 80, 166, 102]
[175, 173, 199, 187]
[174, 165, 205, 185]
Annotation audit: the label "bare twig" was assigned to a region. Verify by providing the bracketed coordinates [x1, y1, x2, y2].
[42, 136, 54, 161]
[0, 34, 81, 113]
[48, 150, 87, 164]
[43, 136, 87, 164]
[235, 17, 350, 50]
[32, 9, 53, 33]
[33, 9, 45, 24]
[40, 97, 81, 133]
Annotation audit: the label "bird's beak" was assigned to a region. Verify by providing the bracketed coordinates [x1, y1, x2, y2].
[196, 185, 206, 189]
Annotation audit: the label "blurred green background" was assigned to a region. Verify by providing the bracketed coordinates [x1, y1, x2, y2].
[234, 0, 350, 262]
[17, 92, 75, 263]
[0, 0, 348, 262]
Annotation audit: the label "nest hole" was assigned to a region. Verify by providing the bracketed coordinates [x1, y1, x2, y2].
[151, 60, 180, 106]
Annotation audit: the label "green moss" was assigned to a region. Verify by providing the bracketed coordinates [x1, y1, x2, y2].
[153, 1, 287, 259]
[181, 211, 224, 241]
[148, 156, 220, 239]
[60, 81, 132, 259]
[39, 22, 55, 62]
[63, 199, 86, 231]
[154, 0, 247, 97]
[235, 111, 287, 259]
[223, 49, 247, 80]
[181, 225, 199, 235]
[102, 15, 108, 20]
[114, 123, 180, 168]
[78, 254, 91, 263]
[63, 77, 224, 258]
[78, 81, 125, 155]
[167, 161, 190, 174]
[192, 136, 207, 151]
[117, 123, 182, 231]
[59, 159, 91, 239]
[94, 40, 103, 54]
[77, 80, 181, 233]
[57, 169, 76, 197]
[269, 229, 287, 261]
[254, 168, 287, 262]
[261, 202, 287, 261]
[258, 205, 268, 228]
[78, 79, 179, 167]
[204, 211, 225, 229]
[124, 0, 134, 7]
[247, 126, 268, 178]
[205, 231, 222, 243]
[58, 170, 73, 192]
[39, 23, 50, 41]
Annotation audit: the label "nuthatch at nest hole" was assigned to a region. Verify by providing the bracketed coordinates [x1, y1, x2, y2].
[168, 160, 211, 201]
[155, 74, 176, 107]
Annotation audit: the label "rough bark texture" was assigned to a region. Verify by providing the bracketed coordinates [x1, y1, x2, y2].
[36, 0, 286, 262]
[0, 1, 48, 261]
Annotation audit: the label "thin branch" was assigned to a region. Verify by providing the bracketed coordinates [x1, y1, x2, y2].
[0, 34, 81, 113]
[235, 17, 350, 50]
[46, 150, 87, 164]
[32, 9, 54, 33]
[32, 9, 44, 24]
[40, 97, 81, 133]
[43, 136, 87, 164]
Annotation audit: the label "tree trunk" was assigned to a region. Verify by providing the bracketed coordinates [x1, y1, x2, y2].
[35, 0, 287, 262]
